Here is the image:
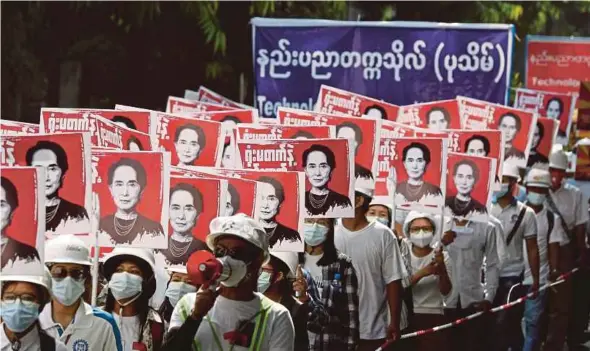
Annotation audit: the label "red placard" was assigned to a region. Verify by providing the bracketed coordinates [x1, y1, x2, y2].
[41, 108, 153, 135]
[444, 152, 496, 223]
[528, 117, 558, 169]
[1, 133, 91, 237]
[513, 88, 575, 143]
[92, 150, 170, 249]
[196, 86, 251, 109]
[236, 138, 354, 218]
[0, 120, 39, 135]
[317, 84, 400, 120]
[236, 124, 333, 141]
[167, 96, 239, 114]
[459, 96, 537, 169]
[446, 129, 504, 180]
[525, 37, 590, 96]
[397, 100, 461, 130]
[153, 112, 224, 168]
[277, 107, 379, 177]
[94, 116, 153, 151]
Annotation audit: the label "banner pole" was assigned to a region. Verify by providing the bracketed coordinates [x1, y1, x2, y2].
[91, 226, 99, 307]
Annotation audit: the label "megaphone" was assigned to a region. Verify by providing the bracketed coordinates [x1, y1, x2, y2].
[187, 250, 247, 289]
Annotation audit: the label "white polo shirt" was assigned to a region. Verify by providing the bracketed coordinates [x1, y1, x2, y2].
[491, 200, 537, 277]
[1, 324, 68, 351]
[523, 207, 568, 285]
[548, 183, 589, 246]
[40, 301, 123, 351]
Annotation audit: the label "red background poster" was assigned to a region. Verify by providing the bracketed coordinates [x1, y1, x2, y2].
[397, 100, 461, 129]
[318, 85, 399, 120]
[445, 153, 493, 204]
[388, 138, 445, 187]
[0, 120, 39, 135]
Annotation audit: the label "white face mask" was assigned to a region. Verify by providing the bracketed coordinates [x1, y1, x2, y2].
[527, 192, 547, 206]
[165, 281, 197, 307]
[367, 216, 389, 227]
[218, 256, 248, 288]
[108, 272, 143, 303]
[409, 230, 434, 248]
[52, 277, 86, 307]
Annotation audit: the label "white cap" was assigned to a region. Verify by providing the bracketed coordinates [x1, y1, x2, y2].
[167, 264, 188, 275]
[103, 248, 157, 298]
[524, 168, 551, 188]
[549, 150, 568, 170]
[0, 265, 52, 302]
[355, 175, 375, 198]
[44, 235, 91, 266]
[403, 211, 436, 237]
[206, 214, 270, 264]
[502, 162, 521, 180]
[270, 252, 298, 279]
[369, 198, 393, 211]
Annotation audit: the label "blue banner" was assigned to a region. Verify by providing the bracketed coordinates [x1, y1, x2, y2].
[252, 18, 514, 118]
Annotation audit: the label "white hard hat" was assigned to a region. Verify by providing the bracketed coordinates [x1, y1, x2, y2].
[206, 214, 270, 264]
[369, 199, 393, 211]
[403, 211, 436, 237]
[103, 247, 157, 298]
[0, 265, 52, 304]
[355, 175, 375, 198]
[270, 252, 298, 279]
[44, 235, 91, 266]
[167, 264, 188, 275]
[549, 150, 568, 171]
[502, 162, 521, 180]
[524, 168, 551, 188]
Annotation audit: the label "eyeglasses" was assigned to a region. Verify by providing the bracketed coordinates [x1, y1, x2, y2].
[50, 266, 88, 282]
[303, 218, 331, 227]
[214, 245, 257, 262]
[409, 226, 434, 234]
[2, 294, 38, 306]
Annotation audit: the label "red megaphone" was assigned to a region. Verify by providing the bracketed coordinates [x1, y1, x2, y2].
[187, 251, 223, 289]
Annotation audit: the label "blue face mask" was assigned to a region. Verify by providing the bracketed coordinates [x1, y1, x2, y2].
[303, 223, 329, 247]
[494, 183, 511, 201]
[257, 271, 273, 294]
[527, 192, 547, 206]
[367, 216, 389, 227]
[0, 299, 40, 333]
[52, 277, 86, 307]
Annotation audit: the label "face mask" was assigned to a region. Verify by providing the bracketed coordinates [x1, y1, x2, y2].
[367, 216, 389, 227]
[0, 300, 40, 333]
[257, 271, 273, 293]
[494, 183, 511, 199]
[303, 223, 329, 247]
[165, 282, 197, 307]
[527, 192, 547, 206]
[108, 272, 143, 302]
[409, 230, 434, 248]
[52, 277, 86, 307]
[218, 256, 248, 288]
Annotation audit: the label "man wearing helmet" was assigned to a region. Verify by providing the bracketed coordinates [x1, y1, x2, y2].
[162, 214, 295, 351]
[39, 235, 123, 350]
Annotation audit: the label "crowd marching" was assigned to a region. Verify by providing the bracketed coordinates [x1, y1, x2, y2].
[1, 22, 590, 351]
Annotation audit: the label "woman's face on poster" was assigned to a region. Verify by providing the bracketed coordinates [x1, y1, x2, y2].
[499, 116, 518, 143]
[128, 141, 141, 152]
[31, 149, 62, 197]
[466, 139, 487, 157]
[532, 125, 541, 149]
[224, 190, 234, 216]
[169, 189, 198, 234]
[221, 144, 235, 168]
[175, 128, 201, 165]
[336, 127, 358, 153]
[454, 164, 476, 196]
[403, 147, 427, 180]
[258, 182, 279, 221]
[304, 151, 331, 188]
[0, 186, 12, 232]
[110, 165, 142, 211]
[427, 110, 448, 130]
[546, 100, 562, 120]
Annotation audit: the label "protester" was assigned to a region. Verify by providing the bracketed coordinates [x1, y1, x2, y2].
[40, 235, 123, 350]
[1, 267, 68, 351]
[491, 162, 540, 351]
[522, 169, 568, 351]
[159, 265, 198, 325]
[546, 149, 590, 349]
[298, 217, 360, 350]
[399, 211, 452, 351]
[334, 178, 406, 351]
[103, 247, 164, 351]
[259, 252, 309, 351]
[367, 199, 393, 228]
[162, 214, 295, 350]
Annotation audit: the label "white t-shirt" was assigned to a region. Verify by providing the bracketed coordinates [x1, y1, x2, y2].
[334, 220, 405, 340]
[410, 249, 452, 315]
[113, 313, 140, 351]
[0, 324, 68, 351]
[169, 292, 294, 351]
[304, 253, 324, 297]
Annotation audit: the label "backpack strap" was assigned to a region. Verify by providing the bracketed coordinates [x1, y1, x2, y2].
[546, 210, 555, 243]
[39, 328, 57, 351]
[506, 206, 527, 246]
[151, 319, 164, 350]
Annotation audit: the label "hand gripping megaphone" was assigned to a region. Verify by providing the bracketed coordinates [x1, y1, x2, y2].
[187, 250, 247, 289]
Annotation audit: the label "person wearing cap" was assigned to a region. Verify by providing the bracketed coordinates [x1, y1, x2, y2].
[398, 212, 452, 351]
[334, 180, 406, 351]
[490, 162, 540, 351]
[367, 199, 392, 228]
[521, 169, 568, 351]
[159, 266, 197, 325]
[103, 248, 164, 351]
[297, 217, 359, 350]
[1, 266, 68, 351]
[546, 149, 590, 349]
[258, 252, 309, 351]
[163, 214, 295, 350]
[39, 235, 123, 350]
